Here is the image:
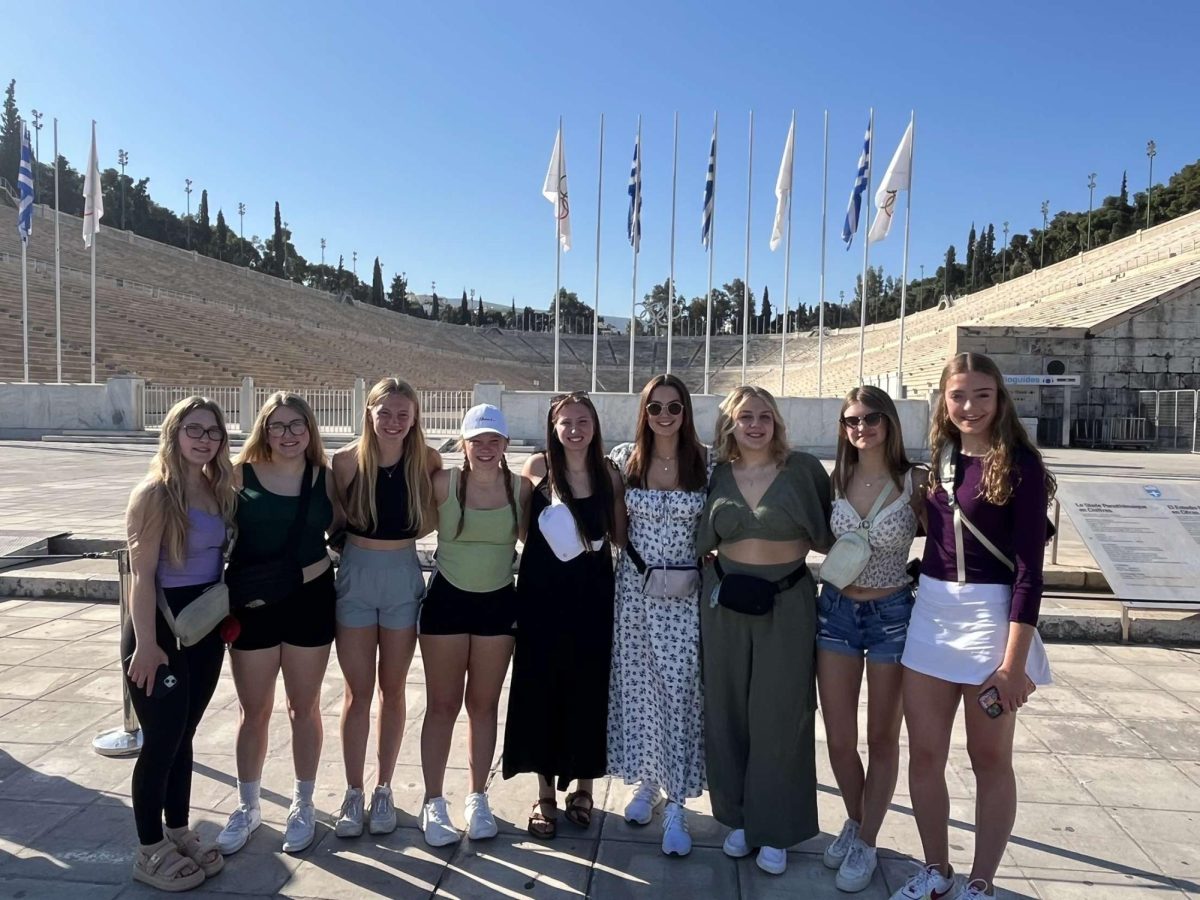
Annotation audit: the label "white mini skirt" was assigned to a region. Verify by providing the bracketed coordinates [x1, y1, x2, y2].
[901, 576, 1052, 686]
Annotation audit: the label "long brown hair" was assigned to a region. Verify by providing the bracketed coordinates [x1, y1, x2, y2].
[137, 396, 236, 565]
[236, 391, 328, 468]
[624, 374, 707, 491]
[713, 385, 789, 464]
[345, 378, 434, 533]
[929, 352, 1057, 505]
[833, 386, 913, 497]
[454, 436, 519, 539]
[544, 392, 615, 543]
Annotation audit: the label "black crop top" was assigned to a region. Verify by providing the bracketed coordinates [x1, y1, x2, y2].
[345, 467, 419, 540]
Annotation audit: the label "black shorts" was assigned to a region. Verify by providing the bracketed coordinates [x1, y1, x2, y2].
[419, 572, 517, 637]
[232, 565, 336, 651]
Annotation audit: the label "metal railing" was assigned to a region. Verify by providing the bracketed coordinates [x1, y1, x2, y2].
[1137, 389, 1199, 451]
[253, 387, 356, 434]
[421, 390, 474, 433]
[144, 384, 243, 431]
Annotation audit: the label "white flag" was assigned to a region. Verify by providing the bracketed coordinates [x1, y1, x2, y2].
[769, 119, 795, 251]
[867, 121, 913, 244]
[82, 121, 104, 249]
[542, 125, 571, 252]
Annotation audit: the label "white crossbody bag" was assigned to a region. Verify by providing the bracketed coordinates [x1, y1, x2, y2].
[818, 481, 894, 590]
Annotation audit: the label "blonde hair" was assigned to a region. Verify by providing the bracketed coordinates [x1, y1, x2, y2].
[929, 352, 1057, 505]
[236, 391, 328, 468]
[345, 378, 433, 534]
[135, 396, 236, 564]
[832, 385, 913, 497]
[713, 386, 789, 464]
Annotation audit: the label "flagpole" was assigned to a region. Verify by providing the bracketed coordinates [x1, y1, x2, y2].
[667, 111, 679, 376]
[741, 110, 753, 385]
[858, 108, 874, 386]
[703, 112, 717, 395]
[553, 116, 562, 393]
[780, 110, 795, 396]
[21, 240, 29, 382]
[591, 113, 604, 393]
[896, 110, 915, 397]
[628, 117, 640, 394]
[89, 121, 98, 384]
[54, 118, 62, 382]
[817, 110, 829, 396]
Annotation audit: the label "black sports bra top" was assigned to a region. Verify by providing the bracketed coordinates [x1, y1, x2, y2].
[345, 467, 419, 540]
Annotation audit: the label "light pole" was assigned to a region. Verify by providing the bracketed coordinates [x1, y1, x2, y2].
[1086, 173, 1097, 250]
[839, 289, 845, 330]
[1001, 221, 1009, 281]
[118, 149, 129, 230]
[319, 237, 325, 267]
[184, 178, 193, 250]
[919, 263, 925, 310]
[282, 221, 290, 276]
[237, 202, 245, 262]
[352, 251, 357, 279]
[1146, 140, 1157, 229]
[1040, 200, 1049, 267]
[30, 109, 43, 196]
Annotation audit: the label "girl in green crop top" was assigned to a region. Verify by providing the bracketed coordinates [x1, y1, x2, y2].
[416, 405, 532, 848]
[697, 386, 833, 877]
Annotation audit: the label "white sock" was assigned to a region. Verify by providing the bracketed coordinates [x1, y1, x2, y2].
[238, 779, 261, 810]
[295, 779, 315, 804]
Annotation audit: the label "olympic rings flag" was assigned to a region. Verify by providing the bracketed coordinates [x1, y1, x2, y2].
[868, 120, 914, 244]
[543, 123, 571, 252]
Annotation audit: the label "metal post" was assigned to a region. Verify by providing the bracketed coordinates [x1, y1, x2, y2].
[1146, 140, 1157, 229]
[93, 548, 142, 757]
[1051, 500, 1061, 565]
[741, 110, 754, 385]
[1086, 174, 1096, 250]
[1040, 200, 1049, 267]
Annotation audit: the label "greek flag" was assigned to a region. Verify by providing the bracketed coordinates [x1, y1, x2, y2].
[627, 133, 641, 252]
[842, 117, 872, 248]
[701, 125, 716, 249]
[17, 122, 33, 244]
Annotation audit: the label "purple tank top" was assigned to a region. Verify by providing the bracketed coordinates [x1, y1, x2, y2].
[157, 508, 226, 588]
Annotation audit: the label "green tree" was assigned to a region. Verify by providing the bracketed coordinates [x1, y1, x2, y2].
[722, 279, 754, 334]
[197, 189, 212, 252]
[477, 293, 484, 323]
[371, 257, 385, 307]
[944, 245, 958, 296]
[431, 291, 440, 320]
[965, 223, 977, 287]
[272, 202, 284, 276]
[214, 209, 228, 260]
[388, 271, 408, 312]
[759, 285, 773, 334]
[0, 79, 19, 187]
[459, 290, 469, 324]
[510, 298, 517, 325]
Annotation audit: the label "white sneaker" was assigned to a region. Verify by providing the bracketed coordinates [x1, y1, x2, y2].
[660, 802, 692, 857]
[334, 787, 365, 838]
[889, 863, 957, 900]
[756, 846, 787, 875]
[823, 817, 861, 869]
[958, 879, 991, 900]
[281, 800, 316, 854]
[420, 796, 459, 847]
[464, 792, 498, 841]
[836, 839, 878, 893]
[368, 785, 397, 835]
[216, 804, 261, 855]
[624, 781, 661, 826]
[722, 828, 751, 859]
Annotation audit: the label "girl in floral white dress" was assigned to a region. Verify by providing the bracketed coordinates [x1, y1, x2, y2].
[607, 374, 709, 857]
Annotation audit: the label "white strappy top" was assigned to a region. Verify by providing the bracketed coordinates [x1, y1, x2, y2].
[829, 468, 919, 589]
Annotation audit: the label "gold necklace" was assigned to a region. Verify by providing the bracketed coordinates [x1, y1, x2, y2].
[652, 454, 676, 472]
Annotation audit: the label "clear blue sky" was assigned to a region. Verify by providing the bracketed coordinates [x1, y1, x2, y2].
[11, 0, 1200, 320]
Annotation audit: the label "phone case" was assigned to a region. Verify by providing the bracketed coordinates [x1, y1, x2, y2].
[152, 664, 179, 699]
[978, 686, 1003, 719]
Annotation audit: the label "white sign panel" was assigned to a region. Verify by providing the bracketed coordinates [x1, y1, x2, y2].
[1004, 374, 1081, 386]
[1056, 481, 1200, 608]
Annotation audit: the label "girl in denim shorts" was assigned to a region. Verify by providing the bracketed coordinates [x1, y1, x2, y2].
[816, 386, 927, 893]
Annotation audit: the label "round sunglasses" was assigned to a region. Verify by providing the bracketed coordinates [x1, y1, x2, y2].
[646, 400, 684, 416]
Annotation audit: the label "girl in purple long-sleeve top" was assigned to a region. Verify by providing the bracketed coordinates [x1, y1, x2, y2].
[890, 352, 1056, 900]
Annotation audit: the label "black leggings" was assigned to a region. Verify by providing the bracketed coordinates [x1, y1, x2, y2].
[121, 584, 225, 845]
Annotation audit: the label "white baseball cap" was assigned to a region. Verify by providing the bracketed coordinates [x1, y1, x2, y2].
[461, 404, 509, 439]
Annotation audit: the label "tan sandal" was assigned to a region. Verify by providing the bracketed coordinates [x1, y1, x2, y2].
[167, 827, 225, 877]
[132, 837, 206, 892]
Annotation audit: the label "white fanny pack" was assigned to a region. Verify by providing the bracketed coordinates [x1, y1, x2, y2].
[819, 482, 894, 590]
[538, 492, 605, 562]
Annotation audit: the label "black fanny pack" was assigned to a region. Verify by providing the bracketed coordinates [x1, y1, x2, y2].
[226, 466, 313, 610]
[710, 558, 810, 616]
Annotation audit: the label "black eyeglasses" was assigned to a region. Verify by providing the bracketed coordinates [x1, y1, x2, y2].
[266, 419, 309, 438]
[182, 424, 224, 441]
[646, 400, 684, 416]
[841, 412, 886, 429]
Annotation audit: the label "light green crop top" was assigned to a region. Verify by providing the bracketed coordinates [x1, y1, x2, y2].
[697, 451, 834, 555]
[435, 468, 521, 593]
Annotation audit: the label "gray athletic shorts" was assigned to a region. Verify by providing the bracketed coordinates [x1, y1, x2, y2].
[335, 542, 426, 630]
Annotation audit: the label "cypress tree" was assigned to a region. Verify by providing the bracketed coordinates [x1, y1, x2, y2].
[371, 257, 385, 307]
[460, 290, 469, 324]
[197, 190, 212, 253]
[432, 292, 440, 320]
[214, 209, 228, 260]
[0, 80, 20, 187]
[965, 223, 977, 288]
[272, 202, 285, 276]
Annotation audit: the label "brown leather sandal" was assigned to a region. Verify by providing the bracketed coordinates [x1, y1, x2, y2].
[563, 789, 594, 828]
[132, 837, 206, 892]
[528, 797, 558, 840]
[167, 827, 224, 877]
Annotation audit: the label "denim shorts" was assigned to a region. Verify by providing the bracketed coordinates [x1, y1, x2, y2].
[816, 582, 913, 664]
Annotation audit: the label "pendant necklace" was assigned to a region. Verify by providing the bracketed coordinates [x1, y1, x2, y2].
[382, 460, 402, 479]
[652, 455, 675, 472]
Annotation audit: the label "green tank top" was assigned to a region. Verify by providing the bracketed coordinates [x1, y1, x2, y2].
[435, 468, 520, 592]
[231, 464, 333, 568]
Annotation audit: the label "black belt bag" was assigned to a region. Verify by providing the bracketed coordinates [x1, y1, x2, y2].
[709, 558, 810, 616]
[226, 465, 314, 610]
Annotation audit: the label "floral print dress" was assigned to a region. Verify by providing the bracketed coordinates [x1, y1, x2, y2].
[606, 442, 706, 803]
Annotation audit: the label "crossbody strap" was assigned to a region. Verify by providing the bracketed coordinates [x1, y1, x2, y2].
[939, 447, 1014, 583]
[283, 466, 315, 562]
[858, 480, 894, 530]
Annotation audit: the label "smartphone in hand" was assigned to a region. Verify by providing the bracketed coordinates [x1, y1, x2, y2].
[152, 664, 179, 699]
[978, 686, 1004, 719]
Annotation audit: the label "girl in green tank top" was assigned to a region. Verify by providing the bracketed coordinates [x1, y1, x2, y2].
[416, 405, 531, 848]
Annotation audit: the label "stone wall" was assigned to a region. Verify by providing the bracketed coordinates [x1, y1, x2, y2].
[0, 377, 144, 438]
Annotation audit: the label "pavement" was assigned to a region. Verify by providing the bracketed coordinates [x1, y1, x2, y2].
[0, 440, 1199, 898]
